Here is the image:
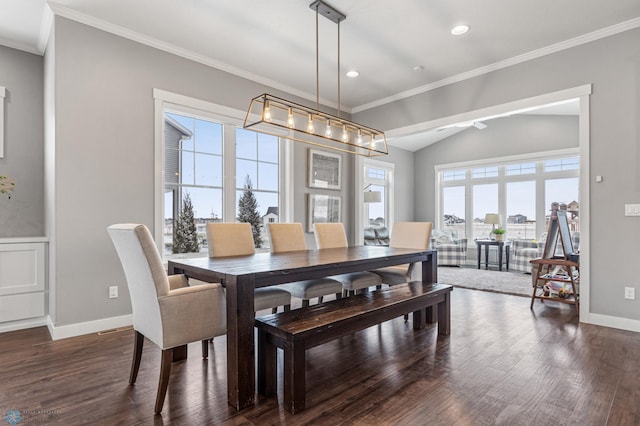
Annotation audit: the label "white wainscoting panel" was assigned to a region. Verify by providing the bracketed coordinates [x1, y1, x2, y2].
[0, 240, 46, 325]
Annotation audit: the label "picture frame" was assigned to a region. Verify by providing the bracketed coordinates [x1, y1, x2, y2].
[308, 194, 342, 232]
[308, 148, 342, 190]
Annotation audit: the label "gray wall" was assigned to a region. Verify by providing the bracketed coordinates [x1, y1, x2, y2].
[0, 46, 44, 236]
[380, 145, 415, 223]
[414, 114, 579, 222]
[354, 28, 640, 321]
[18, 15, 640, 328]
[49, 17, 371, 326]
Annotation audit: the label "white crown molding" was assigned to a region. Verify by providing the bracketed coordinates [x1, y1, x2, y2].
[0, 36, 42, 55]
[37, 3, 55, 54]
[352, 17, 640, 113]
[38, 3, 640, 114]
[46, 2, 345, 113]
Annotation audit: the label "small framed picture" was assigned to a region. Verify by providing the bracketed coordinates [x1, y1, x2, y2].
[308, 194, 342, 232]
[308, 148, 342, 190]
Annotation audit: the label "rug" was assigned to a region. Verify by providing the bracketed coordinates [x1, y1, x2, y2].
[437, 266, 533, 297]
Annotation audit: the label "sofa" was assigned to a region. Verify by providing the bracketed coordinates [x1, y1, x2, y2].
[430, 229, 467, 266]
[363, 227, 390, 246]
[512, 231, 580, 273]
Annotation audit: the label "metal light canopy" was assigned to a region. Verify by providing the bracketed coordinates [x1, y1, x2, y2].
[243, 0, 388, 157]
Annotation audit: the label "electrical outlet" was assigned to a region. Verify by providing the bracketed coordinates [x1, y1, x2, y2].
[109, 285, 118, 299]
[624, 287, 635, 300]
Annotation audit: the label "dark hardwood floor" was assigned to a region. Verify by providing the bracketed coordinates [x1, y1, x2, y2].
[1, 288, 639, 425]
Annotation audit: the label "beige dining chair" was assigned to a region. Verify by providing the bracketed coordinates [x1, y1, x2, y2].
[313, 223, 382, 296]
[107, 223, 227, 414]
[207, 223, 291, 313]
[371, 222, 433, 285]
[268, 222, 343, 307]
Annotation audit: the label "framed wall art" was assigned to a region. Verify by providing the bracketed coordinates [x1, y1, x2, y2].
[308, 148, 342, 190]
[307, 194, 341, 232]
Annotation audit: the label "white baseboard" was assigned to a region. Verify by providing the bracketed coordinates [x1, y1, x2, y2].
[585, 312, 640, 333]
[47, 314, 133, 340]
[0, 317, 48, 334]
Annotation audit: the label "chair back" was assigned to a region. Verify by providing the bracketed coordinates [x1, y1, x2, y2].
[390, 222, 433, 250]
[314, 223, 348, 249]
[206, 223, 255, 257]
[107, 224, 165, 344]
[268, 223, 307, 253]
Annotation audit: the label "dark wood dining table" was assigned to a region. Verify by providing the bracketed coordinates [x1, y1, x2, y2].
[168, 245, 438, 410]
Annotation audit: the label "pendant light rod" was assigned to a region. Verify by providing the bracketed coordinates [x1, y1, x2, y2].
[315, 4, 320, 111]
[244, 0, 388, 157]
[337, 20, 341, 118]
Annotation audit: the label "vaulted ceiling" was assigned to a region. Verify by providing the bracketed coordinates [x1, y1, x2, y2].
[2, 0, 639, 149]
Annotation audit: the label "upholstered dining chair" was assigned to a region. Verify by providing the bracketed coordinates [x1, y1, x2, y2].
[313, 223, 383, 296]
[268, 223, 343, 307]
[371, 222, 433, 285]
[206, 223, 291, 313]
[107, 223, 226, 414]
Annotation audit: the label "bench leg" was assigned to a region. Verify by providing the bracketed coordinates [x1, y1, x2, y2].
[257, 329, 277, 397]
[283, 341, 306, 414]
[437, 292, 451, 336]
[412, 308, 426, 330]
[426, 305, 436, 324]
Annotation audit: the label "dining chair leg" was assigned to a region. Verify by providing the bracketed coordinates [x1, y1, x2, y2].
[271, 307, 278, 314]
[318, 296, 324, 304]
[284, 304, 291, 312]
[201, 340, 209, 359]
[302, 299, 310, 308]
[155, 348, 173, 414]
[130, 330, 145, 385]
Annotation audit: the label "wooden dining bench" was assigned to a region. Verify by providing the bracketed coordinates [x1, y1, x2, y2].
[255, 282, 453, 414]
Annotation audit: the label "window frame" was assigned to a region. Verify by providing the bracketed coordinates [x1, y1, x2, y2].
[435, 148, 579, 242]
[153, 89, 293, 258]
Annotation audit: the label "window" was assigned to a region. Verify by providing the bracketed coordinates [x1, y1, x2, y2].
[442, 186, 465, 236]
[442, 169, 466, 181]
[472, 166, 498, 179]
[362, 160, 394, 239]
[544, 157, 579, 172]
[436, 152, 579, 242]
[473, 184, 498, 240]
[235, 129, 279, 222]
[506, 162, 536, 176]
[155, 90, 290, 260]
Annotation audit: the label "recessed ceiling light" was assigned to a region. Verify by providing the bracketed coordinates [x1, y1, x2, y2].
[346, 70, 360, 78]
[451, 25, 470, 36]
[413, 65, 424, 72]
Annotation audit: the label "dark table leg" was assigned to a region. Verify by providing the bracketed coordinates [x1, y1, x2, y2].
[421, 251, 437, 284]
[498, 244, 503, 271]
[484, 245, 490, 269]
[506, 246, 510, 271]
[225, 275, 256, 410]
[477, 243, 481, 269]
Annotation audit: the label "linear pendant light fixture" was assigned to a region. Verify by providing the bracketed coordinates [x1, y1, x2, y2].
[243, 0, 388, 157]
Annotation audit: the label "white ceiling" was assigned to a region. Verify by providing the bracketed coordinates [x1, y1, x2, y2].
[1, 0, 639, 149]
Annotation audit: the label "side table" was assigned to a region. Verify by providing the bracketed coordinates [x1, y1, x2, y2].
[475, 239, 511, 271]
